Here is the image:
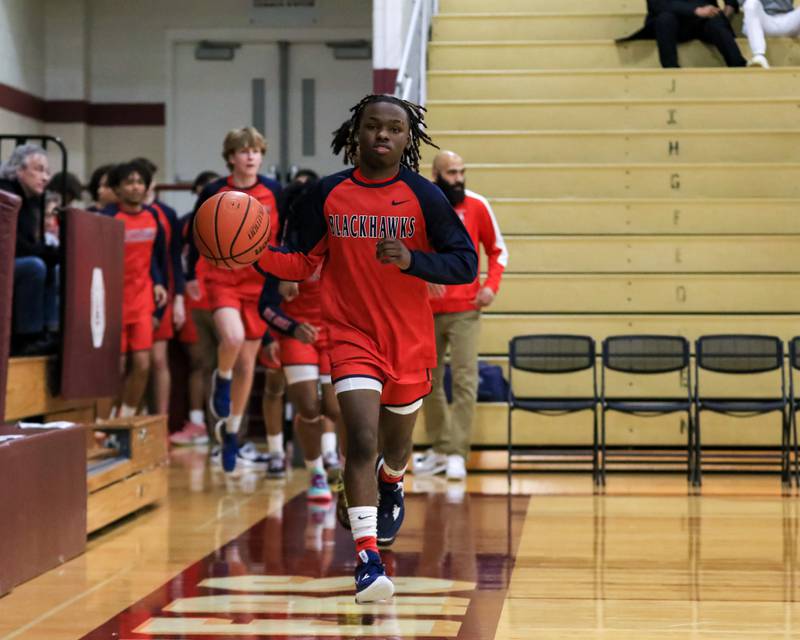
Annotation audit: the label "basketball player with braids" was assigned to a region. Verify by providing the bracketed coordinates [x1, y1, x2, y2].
[186, 127, 281, 472]
[257, 95, 477, 603]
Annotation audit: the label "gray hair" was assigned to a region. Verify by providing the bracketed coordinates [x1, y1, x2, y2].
[0, 143, 47, 180]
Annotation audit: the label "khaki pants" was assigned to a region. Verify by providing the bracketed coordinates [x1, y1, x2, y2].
[423, 310, 480, 460]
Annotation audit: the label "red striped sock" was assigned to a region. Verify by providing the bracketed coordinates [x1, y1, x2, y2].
[379, 461, 405, 484]
[355, 535, 378, 555]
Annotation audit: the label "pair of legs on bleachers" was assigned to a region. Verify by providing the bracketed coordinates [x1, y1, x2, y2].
[741, 0, 800, 68]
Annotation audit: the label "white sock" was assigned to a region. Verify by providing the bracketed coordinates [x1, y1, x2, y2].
[348, 506, 377, 542]
[267, 433, 284, 455]
[217, 368, 232, 380]
[227, 415, 242, 434]
[119, 404, 137, 418]
[321, 432, 337, 456]
[305, 456, 323, 472]
[189, 410, 205, 426]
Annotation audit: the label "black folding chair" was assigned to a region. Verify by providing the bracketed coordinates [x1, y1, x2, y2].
[507, 335, 599, 486]
[600, 335, 693, 486]
[694, 335, 790, 487]
[784, 337, 800, 487]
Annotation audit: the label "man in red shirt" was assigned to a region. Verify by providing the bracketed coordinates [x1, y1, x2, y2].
[186, 127, 281, 473]
[257, 95, 477, 603]
[415, 151, 508, 480]
[102, 162, 168, 418]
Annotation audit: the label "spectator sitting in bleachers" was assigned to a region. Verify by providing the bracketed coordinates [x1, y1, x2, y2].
[86, 163, 117, 212]
[0, 144, 60, 356]
[619, 1, 746, 68]
[741, 0, 800, 68]
[47, 171, 83, 207]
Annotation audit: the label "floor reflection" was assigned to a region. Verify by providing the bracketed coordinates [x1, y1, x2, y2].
[79, 469, 529, 639]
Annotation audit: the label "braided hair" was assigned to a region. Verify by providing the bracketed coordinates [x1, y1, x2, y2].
[331, 94, 437, 173]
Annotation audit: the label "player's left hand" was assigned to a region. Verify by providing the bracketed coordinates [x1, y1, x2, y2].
[154, 285, 168, 308]
[173, 294, 186, 330]
[472, 286, 495, 309]
[376, 238, 411, 270]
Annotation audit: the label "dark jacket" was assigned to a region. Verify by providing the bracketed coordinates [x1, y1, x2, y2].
[618, 0, 740, 42]
[0, 177, 59, 267]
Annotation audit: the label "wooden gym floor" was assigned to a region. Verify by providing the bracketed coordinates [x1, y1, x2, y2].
[0, 448, 797, 639]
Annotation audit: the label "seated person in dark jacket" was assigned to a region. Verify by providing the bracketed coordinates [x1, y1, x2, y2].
[620, 1, 747, 68]
[0, 143, 59, 356]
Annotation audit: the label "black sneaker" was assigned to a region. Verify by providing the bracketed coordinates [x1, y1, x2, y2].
[266, 454, 287, 479]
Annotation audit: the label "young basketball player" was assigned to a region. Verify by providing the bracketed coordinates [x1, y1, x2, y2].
[186, 127, 281, 473]
[258, 178, 341, 500]
[133, 158, 186, 418]
[170, 171, 220, 446]
[257, 95, 477, 603]
[102, 162, 168, 417]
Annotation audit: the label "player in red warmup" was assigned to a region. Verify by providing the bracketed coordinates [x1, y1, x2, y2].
[132, 158, 187, 418]
[170, 171, 220, 446]
[186, 127, 281, 473]
[102, 162, 168, 417]
[259, 177, 342, 501]
[257, 95, 477, 603]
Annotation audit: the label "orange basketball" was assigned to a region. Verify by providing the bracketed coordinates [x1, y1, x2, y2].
[192, 191, 271, 269]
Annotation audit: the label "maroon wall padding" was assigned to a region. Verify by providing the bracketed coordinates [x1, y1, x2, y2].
[60, 208, 124, 399]
[0, 423, 86, 597]
[0, 189, 21, 423]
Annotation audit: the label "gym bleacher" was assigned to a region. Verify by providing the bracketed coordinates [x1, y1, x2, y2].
[415, 0, 800, 472]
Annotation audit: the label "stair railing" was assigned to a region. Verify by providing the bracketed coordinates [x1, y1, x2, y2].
[394, 0, 438, 105]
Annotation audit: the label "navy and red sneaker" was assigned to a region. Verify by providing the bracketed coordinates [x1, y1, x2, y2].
[354, 549, 394, 604]
[209, 370, 231, 420]
[376, 458, 405, 547]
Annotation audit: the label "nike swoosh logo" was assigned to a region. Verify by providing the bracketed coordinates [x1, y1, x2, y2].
[391, 199, 410, 206]
[357, 515, 370, 520]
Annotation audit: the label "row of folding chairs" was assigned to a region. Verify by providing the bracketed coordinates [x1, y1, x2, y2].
[507, 334, 800, 488]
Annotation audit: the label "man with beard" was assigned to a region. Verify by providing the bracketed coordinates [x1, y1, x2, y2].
[415, 150, 508, 480]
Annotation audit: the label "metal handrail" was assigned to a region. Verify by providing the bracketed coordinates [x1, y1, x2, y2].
[394, 0, 437, 104]
[394, 0, 422, 98]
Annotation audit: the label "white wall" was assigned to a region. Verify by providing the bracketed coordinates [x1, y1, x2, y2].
[86, 0, 371, 102]
[0, 0, 45, 95]
[0, 0, 373, 177]
[0, 0, 45, 136]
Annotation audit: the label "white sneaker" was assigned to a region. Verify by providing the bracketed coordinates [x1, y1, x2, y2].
[748, 54, 770, 69]
[238, 441, 270, 469]
[446, 454, 467, 480]
[413, 448, 447, 476]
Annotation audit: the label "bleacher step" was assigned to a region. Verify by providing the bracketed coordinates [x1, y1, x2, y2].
[429, 38, 800, 70]
[423, 129, 800, 164]
[428, 67, 800, 101]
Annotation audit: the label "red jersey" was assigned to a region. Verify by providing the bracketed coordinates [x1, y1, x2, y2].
[188, 175, 281, 301]
[429, 189, 507, 315]
[104, 205, 166, 324]
[256, 167, 477, 378]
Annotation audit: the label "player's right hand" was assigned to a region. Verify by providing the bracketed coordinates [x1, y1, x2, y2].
[185, 279, 201, 301]
[293, 323, 319, 344]
[279, 280, 300, 301]
[694, 5, 720, 17]
[262, 340, 280, 363]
